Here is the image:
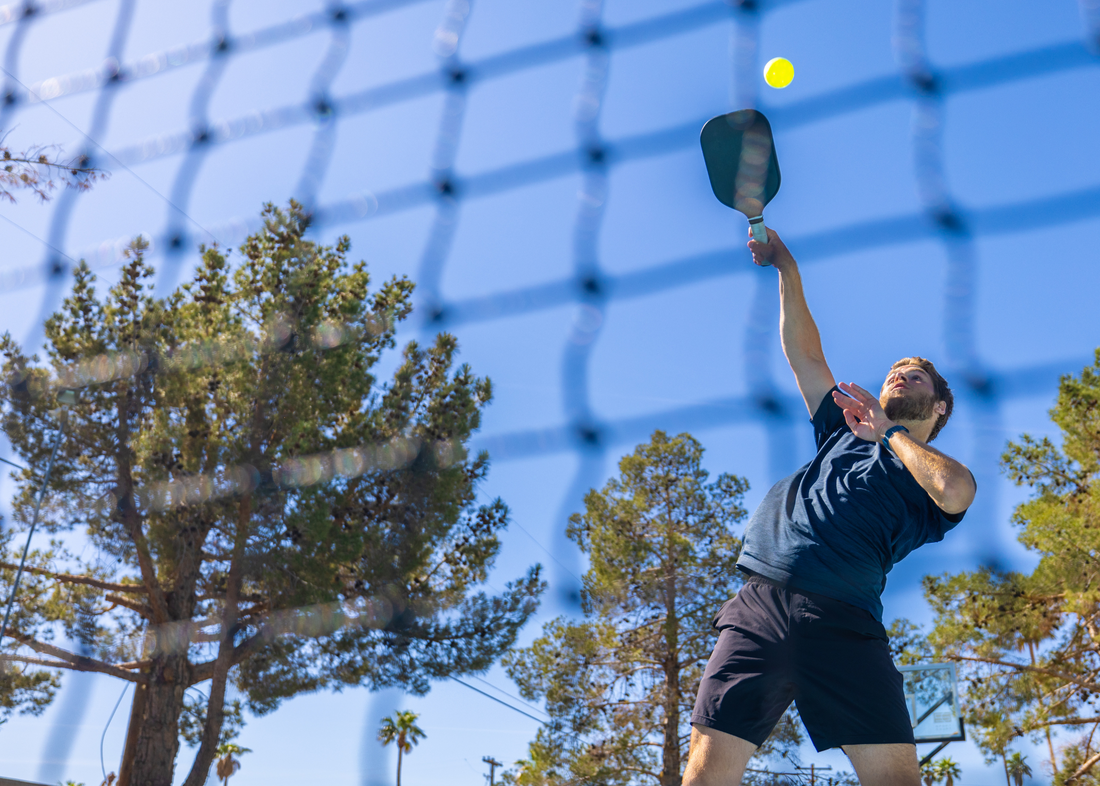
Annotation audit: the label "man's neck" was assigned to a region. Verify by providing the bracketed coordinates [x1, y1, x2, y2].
[889, 417, 934, 443]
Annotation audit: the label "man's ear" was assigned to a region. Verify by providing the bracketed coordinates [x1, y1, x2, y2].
[934, 400, 947, 416]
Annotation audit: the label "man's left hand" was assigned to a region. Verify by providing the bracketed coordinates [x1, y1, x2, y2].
[833, 382, 895, 443]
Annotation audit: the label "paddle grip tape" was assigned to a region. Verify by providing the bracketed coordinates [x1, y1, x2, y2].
[748, 216, 770, 262]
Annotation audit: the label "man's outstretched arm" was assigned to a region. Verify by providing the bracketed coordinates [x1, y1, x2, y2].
[748, 228, 835, 417]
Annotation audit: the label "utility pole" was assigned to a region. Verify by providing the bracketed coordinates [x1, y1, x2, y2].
[795, 764, 832, 786]
[483, 756, 503, 786]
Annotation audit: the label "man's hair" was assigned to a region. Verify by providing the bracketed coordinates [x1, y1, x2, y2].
[888, 356, 953, 442]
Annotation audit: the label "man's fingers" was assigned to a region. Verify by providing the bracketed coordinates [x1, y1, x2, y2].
[833, 389, 864, 410]
[835, 397, 865, 420]
[848, 382, 876, 400]
[843, 409, 862, 429]
[832, 393, 859, 414]
[839, 382, 874, 404]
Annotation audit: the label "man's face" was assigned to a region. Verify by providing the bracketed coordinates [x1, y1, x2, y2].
[879, 365, 944, 423]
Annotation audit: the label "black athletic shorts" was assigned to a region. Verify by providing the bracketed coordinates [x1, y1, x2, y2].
[690, 574, 914, 752]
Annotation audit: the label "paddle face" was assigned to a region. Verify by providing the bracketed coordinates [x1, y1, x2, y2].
[700, 110, 781, 219]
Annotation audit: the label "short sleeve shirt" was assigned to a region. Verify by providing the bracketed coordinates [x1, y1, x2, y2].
[736, 386, 967, 621]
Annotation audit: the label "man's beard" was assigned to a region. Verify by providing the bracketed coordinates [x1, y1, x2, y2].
[882, 389, 938, 422]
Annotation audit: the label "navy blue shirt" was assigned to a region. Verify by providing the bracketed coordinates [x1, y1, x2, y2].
[737, 386, 967, 621]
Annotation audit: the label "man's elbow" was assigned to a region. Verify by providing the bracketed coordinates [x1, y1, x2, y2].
[940, 473, 976, 515]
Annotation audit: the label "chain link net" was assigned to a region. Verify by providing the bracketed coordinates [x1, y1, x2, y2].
[0, 0, 1098, 780]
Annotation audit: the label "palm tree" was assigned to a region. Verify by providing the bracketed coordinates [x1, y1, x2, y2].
[1006, 752, 1033, 786]
[933, 757, 961, 786]
[921, 761, 939, 786]
[215, 742, 252, 786]
[378, 710, 427, 786]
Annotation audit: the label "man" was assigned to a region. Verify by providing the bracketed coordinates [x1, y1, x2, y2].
[683, 228, 976, 786]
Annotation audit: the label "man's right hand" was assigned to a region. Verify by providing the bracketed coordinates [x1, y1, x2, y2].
[747, 227, 795, 270]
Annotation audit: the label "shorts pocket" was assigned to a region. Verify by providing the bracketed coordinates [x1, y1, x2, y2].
[794, 594, 888, 642]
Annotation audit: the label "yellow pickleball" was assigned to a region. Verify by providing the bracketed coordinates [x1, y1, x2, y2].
[764, 57, 794, 89]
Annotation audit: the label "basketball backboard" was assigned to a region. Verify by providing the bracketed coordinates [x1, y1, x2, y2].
[898, 663, 965, 743]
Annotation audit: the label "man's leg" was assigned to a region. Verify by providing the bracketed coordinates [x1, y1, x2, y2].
[841, 743, 921, 786]
[682, 724, 757, 786]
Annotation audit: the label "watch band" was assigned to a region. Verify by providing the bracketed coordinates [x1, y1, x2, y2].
[881, 424, 909, 451]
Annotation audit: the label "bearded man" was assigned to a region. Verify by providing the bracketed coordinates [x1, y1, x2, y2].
[683, 228, 976, 786]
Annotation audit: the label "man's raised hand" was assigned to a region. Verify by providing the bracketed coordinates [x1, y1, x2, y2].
[832, 382, 895, 443]
[747, 227, 795, 269]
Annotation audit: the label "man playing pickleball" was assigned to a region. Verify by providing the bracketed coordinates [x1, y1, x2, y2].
[683, 228, 976, 786]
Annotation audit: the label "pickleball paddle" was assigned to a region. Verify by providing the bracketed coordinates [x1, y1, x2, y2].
[700, 109, 782, 259]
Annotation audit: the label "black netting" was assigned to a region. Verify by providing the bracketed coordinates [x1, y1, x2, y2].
[1, 0, 1098, 780]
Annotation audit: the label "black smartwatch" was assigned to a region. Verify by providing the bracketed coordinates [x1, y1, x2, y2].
[881, 424, 909, 451]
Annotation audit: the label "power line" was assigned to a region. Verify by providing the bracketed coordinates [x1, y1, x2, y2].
[470, 676, 551, 720]
[100, 682, 129, 782]
[0, 455, 28, 471]
[0, 211, 80, 269]
[448, 676, 547, 726]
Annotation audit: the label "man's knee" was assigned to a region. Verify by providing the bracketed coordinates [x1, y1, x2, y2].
[841, 743, 921, 786]
[683, 724, 757, 786]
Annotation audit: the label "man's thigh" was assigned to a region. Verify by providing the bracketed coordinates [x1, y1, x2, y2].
[841, 743, 920, 786]
[791, 592, 914, 751]
[683, 724, 757, 786]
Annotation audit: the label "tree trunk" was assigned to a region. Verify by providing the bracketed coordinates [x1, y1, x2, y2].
[181, 495, 250, 786]
[662, 649, 682, 786]
[118, 653, 189, 786]
[661, 502, 682, 786]
[397, 746, 404, 786]
[116, 681, 147, 785]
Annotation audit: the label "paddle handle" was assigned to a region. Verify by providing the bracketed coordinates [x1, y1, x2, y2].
[748, 216, 770, 265]
[748, 216, 768, 244]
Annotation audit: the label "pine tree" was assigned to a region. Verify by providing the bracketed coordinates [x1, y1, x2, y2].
[0, 202, 543, 786]
[503, 431, 801, 786]
[923, 350, 1100, 782]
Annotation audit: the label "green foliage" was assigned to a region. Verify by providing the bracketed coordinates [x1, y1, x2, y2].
[0, 202, 543, 782]
[741, 767, 858, 786]
[933, 757, 961, 786]
[917, 757, 962, 786]
[923, 350, 1100, 780]
[887, 617, 935, 666]
[179, 693, 243, 747]
[378, 709, 426, 753]
[503, 431, 797, 786]
[920, 760, 936, 786]
[378, 710, 425, 786]
[1006, 751, 1033, 786]
[214, 742, 250, 785]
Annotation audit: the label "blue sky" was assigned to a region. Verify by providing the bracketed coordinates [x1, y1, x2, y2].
[0, 0, 1098, 784]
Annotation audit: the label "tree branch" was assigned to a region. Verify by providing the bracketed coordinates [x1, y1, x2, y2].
[1027, 716, 1100, 730]
[1067, 751, 1100, 783]
[114, 394, 170, 624]
[104, 593, 152, 618]
[181, 489, 251, 786]
[0, 562, 148, 594]
[2, 654, 149, 684]
[950, 654, 1100, 692]
[196, 592, 263, 602]
[3, 636, 148, 683]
